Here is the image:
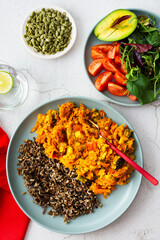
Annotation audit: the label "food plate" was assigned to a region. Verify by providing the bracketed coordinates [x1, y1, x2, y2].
[84, 9, 160, 106]
[7, 96, 143, 234]
[21, 5, 77, 59]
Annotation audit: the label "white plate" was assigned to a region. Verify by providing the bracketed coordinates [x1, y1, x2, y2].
[21, 5, 77, 59]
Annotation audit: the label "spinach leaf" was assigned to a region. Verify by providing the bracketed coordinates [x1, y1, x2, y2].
[127, 73, 156, 104]
[121, 15, 160, 104]
[146, 30, 160, 47]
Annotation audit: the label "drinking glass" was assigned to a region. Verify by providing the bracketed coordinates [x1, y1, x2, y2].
[0, 64, 28, 110]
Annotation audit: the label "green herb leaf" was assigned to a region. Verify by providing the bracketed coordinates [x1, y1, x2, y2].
[146, 30, 160, 47]
[120, 14, 160, 104]
[127, 73, 156, 104]
[149, 15, 156, 27]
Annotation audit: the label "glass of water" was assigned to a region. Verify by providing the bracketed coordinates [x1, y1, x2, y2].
[0, 64, 28, 110]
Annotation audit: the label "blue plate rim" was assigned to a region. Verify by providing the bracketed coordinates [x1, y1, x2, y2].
[83, 8, 160, 107]
[6, 96, 143, 234]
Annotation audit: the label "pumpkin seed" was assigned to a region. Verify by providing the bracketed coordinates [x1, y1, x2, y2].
[24, 8, 72, 55]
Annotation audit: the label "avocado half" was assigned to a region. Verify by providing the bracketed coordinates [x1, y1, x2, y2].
[94, 9, 137, 41]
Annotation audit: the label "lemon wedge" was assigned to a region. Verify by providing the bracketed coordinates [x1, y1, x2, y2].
[0, 71, 13, 94]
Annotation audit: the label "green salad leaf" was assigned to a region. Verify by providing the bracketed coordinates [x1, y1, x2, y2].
[127, 73, 156, 104]
[120, 15, 160, 104]
[146, 30, 160, 47]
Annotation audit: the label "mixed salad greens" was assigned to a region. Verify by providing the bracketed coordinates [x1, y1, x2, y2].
[120, 15, 160, 104]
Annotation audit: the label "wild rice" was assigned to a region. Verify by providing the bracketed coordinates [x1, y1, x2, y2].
[17, 138, 102, 223]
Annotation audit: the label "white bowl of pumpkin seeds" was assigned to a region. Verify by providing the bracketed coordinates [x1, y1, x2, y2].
[21, 6, 77, 59]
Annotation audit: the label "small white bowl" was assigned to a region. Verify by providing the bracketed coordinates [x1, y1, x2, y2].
[21, 5, 77, 59]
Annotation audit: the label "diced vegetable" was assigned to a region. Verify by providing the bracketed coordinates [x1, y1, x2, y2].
[103, 58, 119, 73]
[108, 82, 129, 96]
[88, 59, 103, 76]
[114, 70, 127, 86]
[106, 45, 116, 59]
[115, 55, 122, 65]
[128, 94, 138, 101]
[92, 44, 113, 52]
[95, 71, 113, 91]
[91, 49, 108, 60]
[89, 41, 130, 97]
[120, 62, 127, 75]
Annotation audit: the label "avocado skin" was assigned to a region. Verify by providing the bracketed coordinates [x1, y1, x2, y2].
[94, 9, 137, 42]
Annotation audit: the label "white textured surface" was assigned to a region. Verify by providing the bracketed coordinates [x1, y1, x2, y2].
[0, 0, 160, 239]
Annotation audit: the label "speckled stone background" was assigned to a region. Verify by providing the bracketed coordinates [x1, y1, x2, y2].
[1, 0, 160, 239]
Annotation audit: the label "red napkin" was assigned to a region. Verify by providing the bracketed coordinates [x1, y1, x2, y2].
[0, 127, 30, 240]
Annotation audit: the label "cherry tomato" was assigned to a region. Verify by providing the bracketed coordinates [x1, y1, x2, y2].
[128, 94, 138, 101]
[113, 42, 121, 55]
[88, 59, 103, 76]
[106, 46, 116, 59]
[115, 55, 122, 65]
[120, 62, 127, 75]
[103, 58, 119, 73]
[92, 44, 113, 52]
[106, 42, 121, 59]
[91, 49, 108, 60]
[114, 70, 127, 86]
[95, 71, 113, 91]
[108, 82, 129, 96]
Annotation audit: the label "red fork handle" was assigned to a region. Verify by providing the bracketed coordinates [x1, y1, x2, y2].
[106, 140, 159, 186]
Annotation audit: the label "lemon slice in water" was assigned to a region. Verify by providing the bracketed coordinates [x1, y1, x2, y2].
[0, 71, 13, 94]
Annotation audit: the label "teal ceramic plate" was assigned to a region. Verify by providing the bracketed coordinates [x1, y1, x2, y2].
[7, 96, 143, 234]
[84, 9, 160, 106]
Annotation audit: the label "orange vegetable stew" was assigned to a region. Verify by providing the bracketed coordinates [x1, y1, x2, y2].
[32, 102, 135, 198]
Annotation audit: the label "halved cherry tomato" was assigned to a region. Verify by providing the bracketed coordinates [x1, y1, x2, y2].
[108, 82, 129, 96]
[92, 44, 113, 52]
[91, 49, 108, 60]
[95, 71, 113, 91]
[106, 41, 121, 59]
[114, 70, 127, 86]
[88, 59, 103, 76]
[103, 58, 119, 73]
[128, 94, 138, 101]
[115, 55, 122, 65]
[113, 42, 121, 55]
[120, 62, 127, 75]
[106, 46, 116, 59]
